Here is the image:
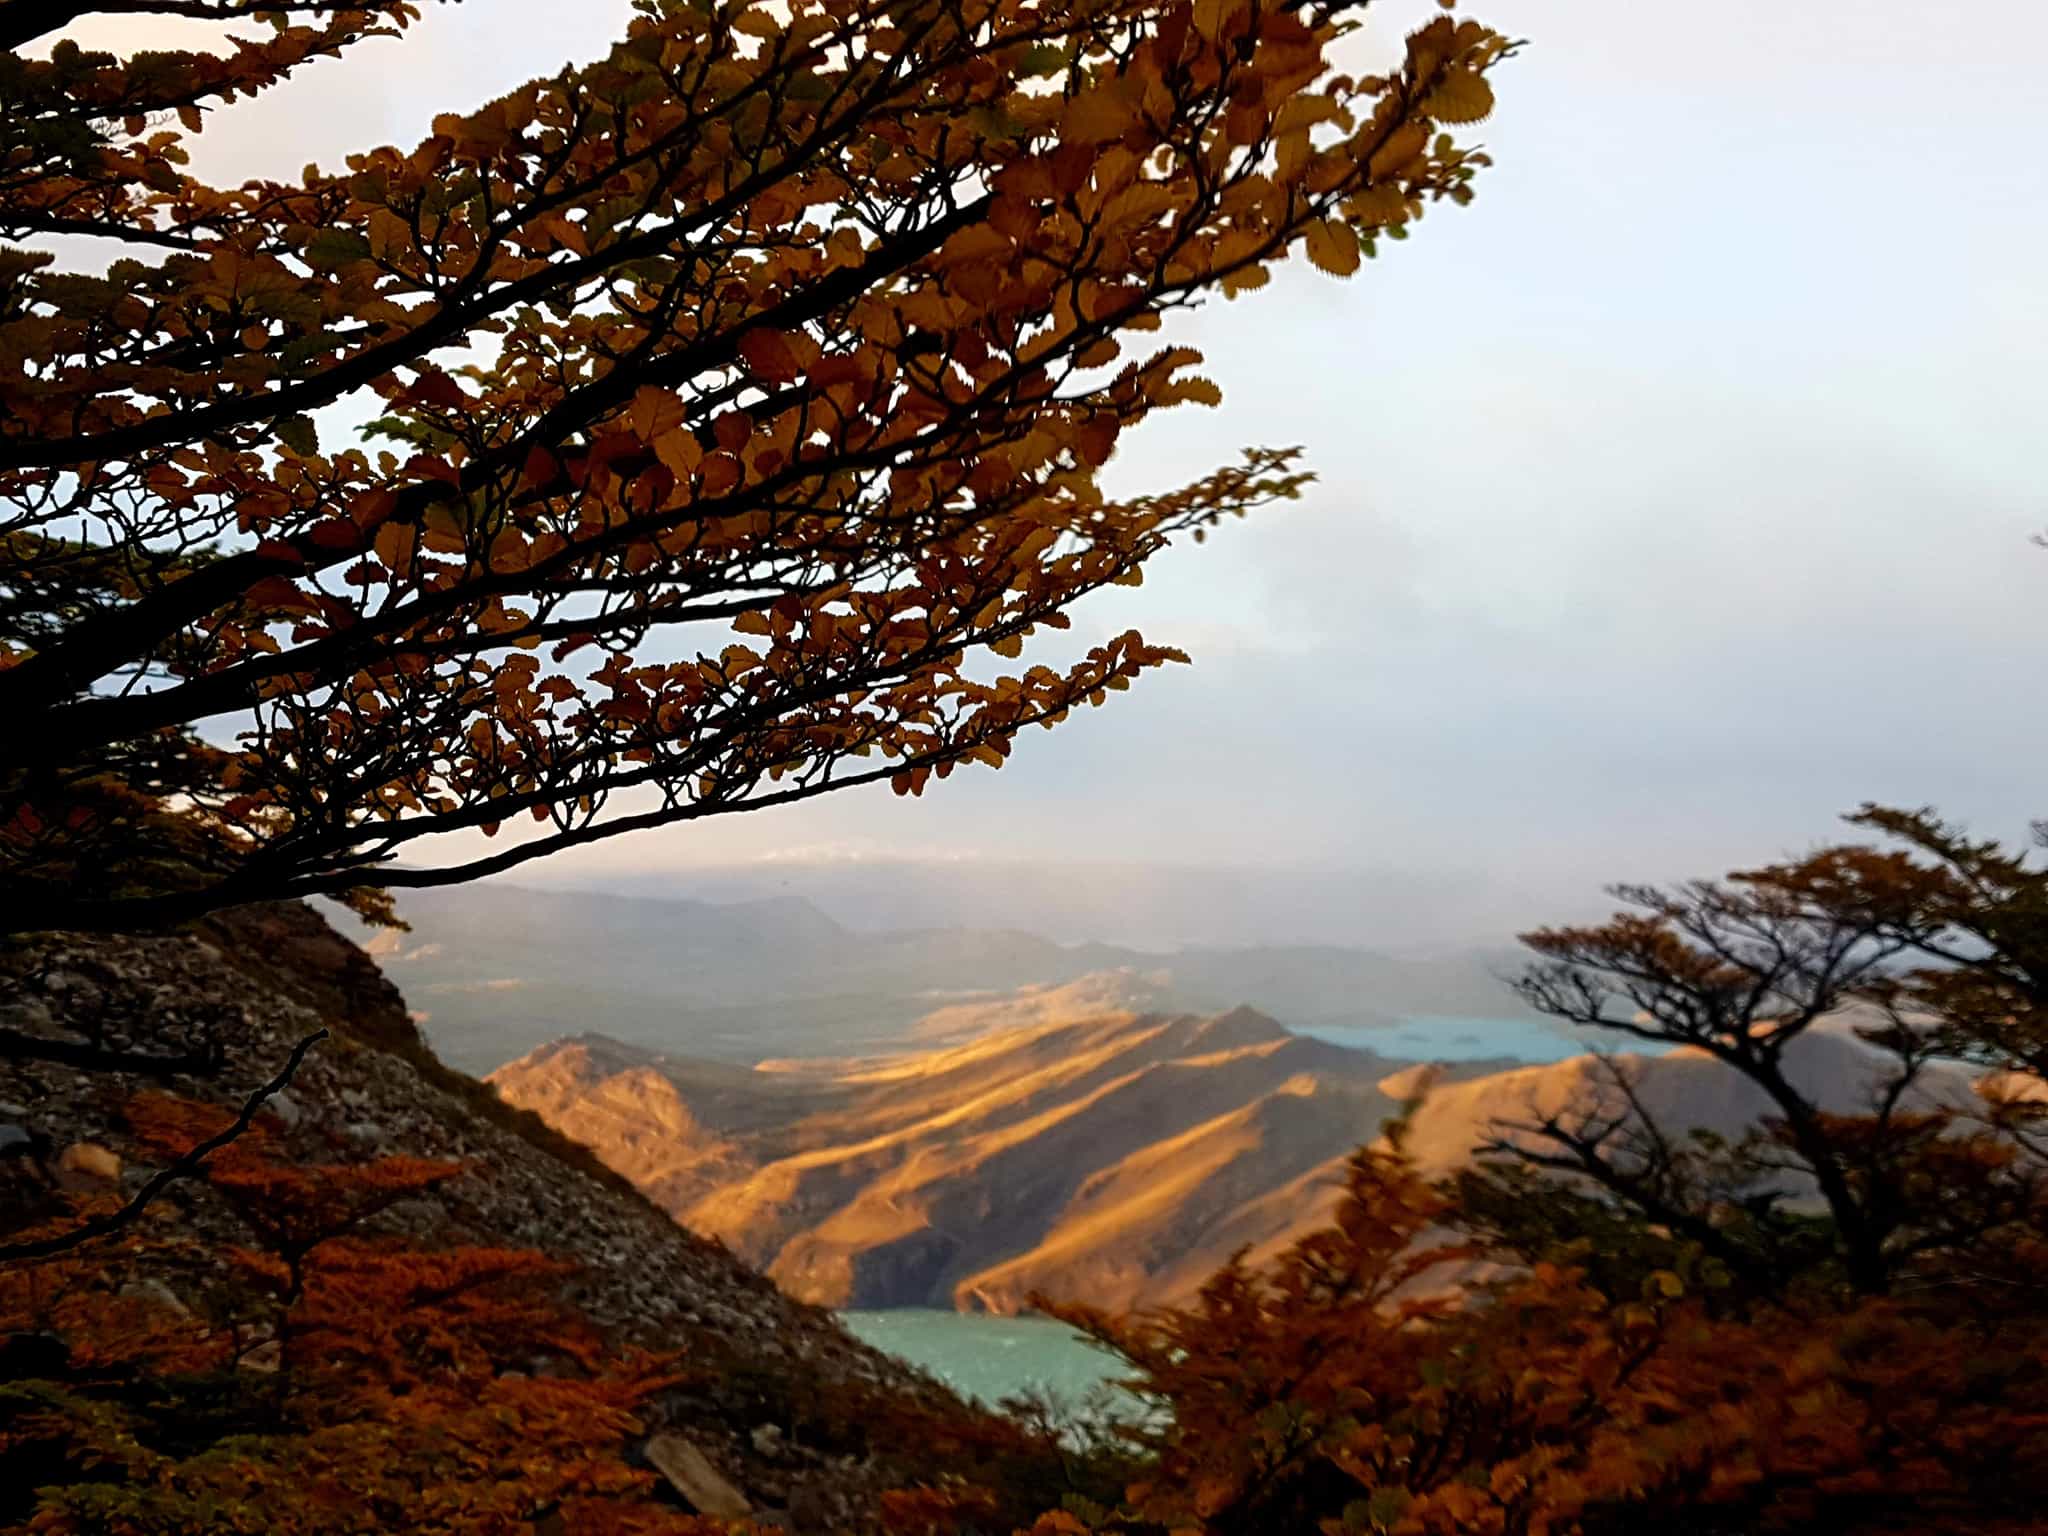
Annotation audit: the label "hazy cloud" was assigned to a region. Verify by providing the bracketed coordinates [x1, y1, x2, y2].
[82, 0, 2048, 942]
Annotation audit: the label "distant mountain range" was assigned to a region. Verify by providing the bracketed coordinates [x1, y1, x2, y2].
[488, 984, 1500, 1312]
[569, 858, 1555, 953]
[346, 882, 1543, 1074]
[488, 985, 1984, 1315]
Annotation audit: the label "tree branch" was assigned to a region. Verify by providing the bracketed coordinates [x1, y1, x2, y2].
[0, 1028, 326, 1265]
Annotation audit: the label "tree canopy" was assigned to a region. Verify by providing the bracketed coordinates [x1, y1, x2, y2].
[0, 0, 1510, 934]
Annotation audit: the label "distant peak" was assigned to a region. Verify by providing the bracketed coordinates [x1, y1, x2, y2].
[1376, 1062, 1446, 1101]
[1200, 1004, 1289, 1043]
[560, 1029, 646, 1053]
[491, 1031, 651, 1082]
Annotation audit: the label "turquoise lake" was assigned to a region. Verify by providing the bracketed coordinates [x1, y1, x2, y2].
[838, 1309, 1126, 1411]
[1299, 1012, 1594, 1062]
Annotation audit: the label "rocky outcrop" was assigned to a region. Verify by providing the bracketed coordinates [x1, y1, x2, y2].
[644, 1433, 753, 1519]
[0, 902, 992, 1533]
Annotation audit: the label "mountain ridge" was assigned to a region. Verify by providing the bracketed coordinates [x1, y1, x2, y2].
[490, 986, 1994, 1318]
[488, 984, 1515, 1312]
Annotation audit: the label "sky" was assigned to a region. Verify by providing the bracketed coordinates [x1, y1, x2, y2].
[68, 2, 2048, 947]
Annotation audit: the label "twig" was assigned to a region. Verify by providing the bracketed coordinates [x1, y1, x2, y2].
[0, 1029, 327, 1265]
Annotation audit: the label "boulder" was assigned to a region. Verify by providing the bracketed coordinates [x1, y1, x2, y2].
[56, 1141, 121, 1182]
[119, 1277, 190, 1316]
[643, 1433, 751, 1519]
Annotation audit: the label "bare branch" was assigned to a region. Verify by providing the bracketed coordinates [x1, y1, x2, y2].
[0, 1029, 327, 1265]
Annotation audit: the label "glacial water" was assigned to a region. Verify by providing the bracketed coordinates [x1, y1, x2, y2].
[838, 1309, 1127, 1412]
[1299, 1013, 1592, 1063]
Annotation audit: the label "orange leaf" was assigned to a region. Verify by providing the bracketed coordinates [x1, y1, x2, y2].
[374, 520, 418, 574]
[737, 329, 803, 384]
[1303, 218, 1361, 275]
[1062, 88, 1133, 146]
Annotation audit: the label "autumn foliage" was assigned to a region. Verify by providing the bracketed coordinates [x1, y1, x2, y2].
[0, 1096, 733, 1534]
[1024, 1141, 2048, 1536]
[1499, 805, 2048, 1303]
[993, 810, 2048, 1536]
[14, 1067, 2044, 1536]
[13, 6, 2045, 1532]
[0, 0, 1510, 934]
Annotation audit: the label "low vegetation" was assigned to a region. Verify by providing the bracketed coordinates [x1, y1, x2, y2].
[1, 1092, 1080, 1535]
[1022, 808, 2048, 1535]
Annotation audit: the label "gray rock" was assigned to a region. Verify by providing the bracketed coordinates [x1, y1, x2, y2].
[0, 999, 54, 1032]
[643, 1433, 751, 1519]
[119, 1278, 190, 1316]
[4, 908, 960, 1532]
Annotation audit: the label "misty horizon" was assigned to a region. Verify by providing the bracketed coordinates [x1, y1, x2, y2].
[380, 845, 1714, 955]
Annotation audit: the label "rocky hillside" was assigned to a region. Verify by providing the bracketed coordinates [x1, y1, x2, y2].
[489, 984, 1510, 1313]
[0, 903, 1015, 1532]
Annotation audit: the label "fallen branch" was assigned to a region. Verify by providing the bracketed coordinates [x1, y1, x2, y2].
[0, 1029, 328, 1265]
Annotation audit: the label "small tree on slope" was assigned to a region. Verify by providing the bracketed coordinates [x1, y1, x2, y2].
[1490, 805, 2048, 1303]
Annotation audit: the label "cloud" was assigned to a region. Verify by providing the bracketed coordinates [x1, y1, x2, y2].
[747, 840, 994, 867]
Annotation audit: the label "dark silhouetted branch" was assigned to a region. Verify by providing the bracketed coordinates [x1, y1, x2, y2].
[0, 1029, 326, 1264]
